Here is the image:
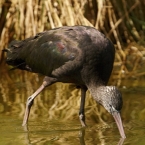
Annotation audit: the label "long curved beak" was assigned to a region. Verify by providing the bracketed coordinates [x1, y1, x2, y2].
[112, 111, 126, 138]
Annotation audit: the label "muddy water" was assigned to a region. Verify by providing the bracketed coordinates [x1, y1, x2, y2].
[0, 68, 145, 145]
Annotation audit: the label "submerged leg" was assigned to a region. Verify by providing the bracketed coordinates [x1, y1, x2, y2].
[79, 86, 87, 127]
[22, 76, 57, 126]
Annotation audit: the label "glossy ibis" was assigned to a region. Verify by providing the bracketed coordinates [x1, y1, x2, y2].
[4, 26, 126, 138]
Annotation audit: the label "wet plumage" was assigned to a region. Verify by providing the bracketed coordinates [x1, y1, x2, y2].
[4, 26, 126, 138]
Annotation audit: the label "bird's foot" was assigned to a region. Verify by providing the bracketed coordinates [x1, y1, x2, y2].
[22, 123, 28, 131]
[79, 113, 87, 127]
[22, 96, 34, 126]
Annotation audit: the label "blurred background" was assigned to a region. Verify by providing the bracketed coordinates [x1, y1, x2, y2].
[0, 0, 145, 144]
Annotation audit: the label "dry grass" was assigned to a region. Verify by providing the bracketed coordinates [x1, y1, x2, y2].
[0, 0, 145, 126]
[0, 0, 145, 86]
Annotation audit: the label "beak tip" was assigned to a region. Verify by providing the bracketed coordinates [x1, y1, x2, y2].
[112, 111, 126, 139]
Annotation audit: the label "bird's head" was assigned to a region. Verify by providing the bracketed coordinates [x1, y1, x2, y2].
[98, 86, 122, 114]
[88, 85, 126, 138]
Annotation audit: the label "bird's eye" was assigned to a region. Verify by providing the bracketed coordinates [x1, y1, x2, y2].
[110, 105, 120, 113]
[109, 104, 115, 112]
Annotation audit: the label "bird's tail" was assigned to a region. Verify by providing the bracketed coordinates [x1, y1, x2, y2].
[3, 40, 27, 70]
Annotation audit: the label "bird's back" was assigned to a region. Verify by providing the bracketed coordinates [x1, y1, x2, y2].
[6, 26, 115, 85]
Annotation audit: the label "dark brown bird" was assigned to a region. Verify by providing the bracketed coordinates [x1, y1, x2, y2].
[4, 26, 126, 138]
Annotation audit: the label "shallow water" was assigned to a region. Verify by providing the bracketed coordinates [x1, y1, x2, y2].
[0, 68, 145, 145]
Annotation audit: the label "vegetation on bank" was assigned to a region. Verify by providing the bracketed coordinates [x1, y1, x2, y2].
[0, 0, 145, 132]
[0, 0, 145, 86]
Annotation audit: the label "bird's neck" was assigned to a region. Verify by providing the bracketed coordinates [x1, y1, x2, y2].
[86, 81, 106, 103]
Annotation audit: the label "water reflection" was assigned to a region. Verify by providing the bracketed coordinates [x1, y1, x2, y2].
[0, 66, 145, 144]
[22, 125, 125, 145]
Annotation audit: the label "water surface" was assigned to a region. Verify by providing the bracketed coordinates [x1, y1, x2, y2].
[0, 68, 145, 145]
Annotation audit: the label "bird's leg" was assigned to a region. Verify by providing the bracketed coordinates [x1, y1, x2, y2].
[22, 85, 44, 126]
[79, 127, 86, 145]
[79, 86, 87, 127]
[22, 76, 57, 126]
